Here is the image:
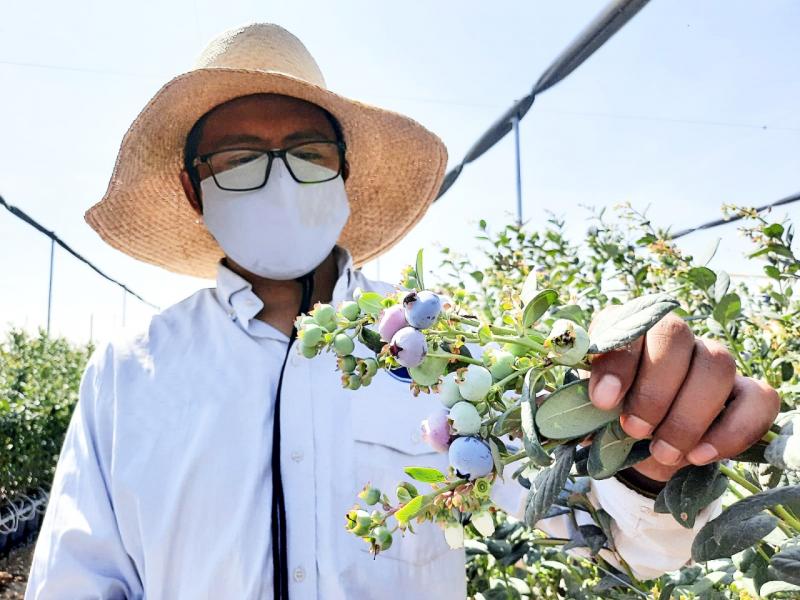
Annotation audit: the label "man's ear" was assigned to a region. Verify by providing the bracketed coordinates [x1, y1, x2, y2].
[179, 170, 203, 216]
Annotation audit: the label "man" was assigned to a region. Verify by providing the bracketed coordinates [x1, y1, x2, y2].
[26, 23, 779, 599]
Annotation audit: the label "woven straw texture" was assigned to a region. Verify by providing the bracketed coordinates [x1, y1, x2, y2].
[85, 23, 447, 279]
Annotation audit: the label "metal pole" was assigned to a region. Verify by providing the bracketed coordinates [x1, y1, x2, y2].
[46, 238, 54, 335]
[512, 113, 523, 225]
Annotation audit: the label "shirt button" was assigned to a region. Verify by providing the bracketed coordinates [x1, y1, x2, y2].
[293, 567, 305, 582]
[291, 450, 304, 463]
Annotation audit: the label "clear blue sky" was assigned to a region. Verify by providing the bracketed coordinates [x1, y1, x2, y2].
[1, 1, 798, 343]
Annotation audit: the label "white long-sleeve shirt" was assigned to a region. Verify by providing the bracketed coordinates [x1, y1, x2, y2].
[26, 248, 720, 599]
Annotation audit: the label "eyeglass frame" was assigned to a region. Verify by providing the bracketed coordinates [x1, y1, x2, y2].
[190, 139, 347, 191]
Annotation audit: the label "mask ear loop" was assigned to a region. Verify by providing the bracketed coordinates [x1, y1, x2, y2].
[271, 269, 316, 599]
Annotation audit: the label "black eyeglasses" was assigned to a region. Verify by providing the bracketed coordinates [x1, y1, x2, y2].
[192, 140, 346, 191]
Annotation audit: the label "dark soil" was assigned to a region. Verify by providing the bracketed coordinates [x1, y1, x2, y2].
[0, 543, 33, 599]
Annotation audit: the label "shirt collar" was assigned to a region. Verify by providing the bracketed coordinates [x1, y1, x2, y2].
[214, 246, 355, 337]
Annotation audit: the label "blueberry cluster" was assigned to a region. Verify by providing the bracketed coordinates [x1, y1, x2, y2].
[380, 291, 443, 368]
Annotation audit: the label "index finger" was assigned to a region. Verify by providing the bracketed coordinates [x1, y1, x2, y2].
[588, 307, 643, 410]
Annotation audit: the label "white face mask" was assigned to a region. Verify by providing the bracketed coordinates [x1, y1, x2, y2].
[201, 158, 350, 280]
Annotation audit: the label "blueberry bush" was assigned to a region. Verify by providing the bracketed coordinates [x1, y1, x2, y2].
[0, 329, 91, 501]
[300, 204, 800, 599]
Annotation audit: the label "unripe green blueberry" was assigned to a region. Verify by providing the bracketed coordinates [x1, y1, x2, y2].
[448, 401, 482, 435]
[295, 315, 315, 329]
[503, 342, 528, 358]
[300, 324, 323, 348]
[360, 374, 373, 387]
[372, 526, 393, 551]
[409, 355, 448, 387]
[484, 347, 515, 381]
[340, 301, 361, 321]
[338, 355, 357, 373]
[456, 365, 493, 402]
[300, 344, 318, 359]
[545, 319, 590, 366]
[358, 485, 381, 506]
[437, 372, 465, 408]
[396, 481, 418, 503]
[333, 333, 356, 357]
[362, 357, 379, 377]
[347, 374, 362, 390]
[312, 303, 336, 326]
[346, 509, 373, 536]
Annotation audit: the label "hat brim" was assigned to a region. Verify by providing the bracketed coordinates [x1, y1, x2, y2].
[85, 68, 447, 279]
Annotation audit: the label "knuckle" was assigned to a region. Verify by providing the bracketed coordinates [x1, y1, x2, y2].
[656, 412, 703, 448]
[696, 339, 737, 380]
[651, 315, 693, 347]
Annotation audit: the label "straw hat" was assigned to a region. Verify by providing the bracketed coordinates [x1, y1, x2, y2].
[85, 23, 447, 279]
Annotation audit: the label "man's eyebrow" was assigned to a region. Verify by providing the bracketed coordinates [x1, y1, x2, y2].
[283, 129, 336, 143]
[212, 133, 269, 148]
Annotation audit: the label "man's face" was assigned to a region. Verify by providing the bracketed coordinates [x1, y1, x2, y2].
[181, 93, 339, 214]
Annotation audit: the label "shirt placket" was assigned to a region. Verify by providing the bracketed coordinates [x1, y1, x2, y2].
[281, 340, 318, 599]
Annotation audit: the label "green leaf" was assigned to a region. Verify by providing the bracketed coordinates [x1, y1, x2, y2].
[493, 404, 521, 436]
[520, 270, 538, 306]
[713, 293, 742, 325]
[414, 249, 425, 290]
[357, 292, 384, 316]
[765, 265, 782, 280]
[765, 417, 800, 470]
[655, 463, 728, 528]
[764, 223, 785, 238]
[550, 304, 587, 328]
[687, 266, 716, 291]
[358, 327, 384, 354]
[692, 485, 800, 561]
[770, 544, 800, 585]
[522, 289, 557, 328]
[395, 495, 425, 524]
[535, 379, 621, 440]
[520, 371, 553, 467]
[587, 421, 636, 479]
[403, 466, 446, 484]
[761, 580, 800, 597]
[714, 270, 730, 302]
[587, 293, 679, 354]
[523, 443, 576, 527]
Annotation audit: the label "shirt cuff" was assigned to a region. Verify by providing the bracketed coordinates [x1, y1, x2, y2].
[590, 476, 724, 580]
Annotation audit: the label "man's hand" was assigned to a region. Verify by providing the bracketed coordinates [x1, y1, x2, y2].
[588, 310, 780, 483]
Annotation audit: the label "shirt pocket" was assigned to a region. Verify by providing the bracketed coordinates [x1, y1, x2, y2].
[349, 372, 453, 567]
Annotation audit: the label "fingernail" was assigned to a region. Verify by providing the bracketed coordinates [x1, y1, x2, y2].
[592, 374, 622, 409]
[687, 443, 719, 465]
[621, 414, 653, 439]
[650, 439, 683, 465]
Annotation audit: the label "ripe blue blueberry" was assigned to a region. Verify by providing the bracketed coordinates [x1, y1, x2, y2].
[389, 327, 427, 368]
[448, 436, 494, 480]
[403, 291, 442, 329]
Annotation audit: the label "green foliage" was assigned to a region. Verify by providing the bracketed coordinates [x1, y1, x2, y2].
[0, 329, 90, 500]
[437, 204, 800, 599]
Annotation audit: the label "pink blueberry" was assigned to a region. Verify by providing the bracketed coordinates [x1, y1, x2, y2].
[378, 305, 409, 342]
[421, 409, 452, 453]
